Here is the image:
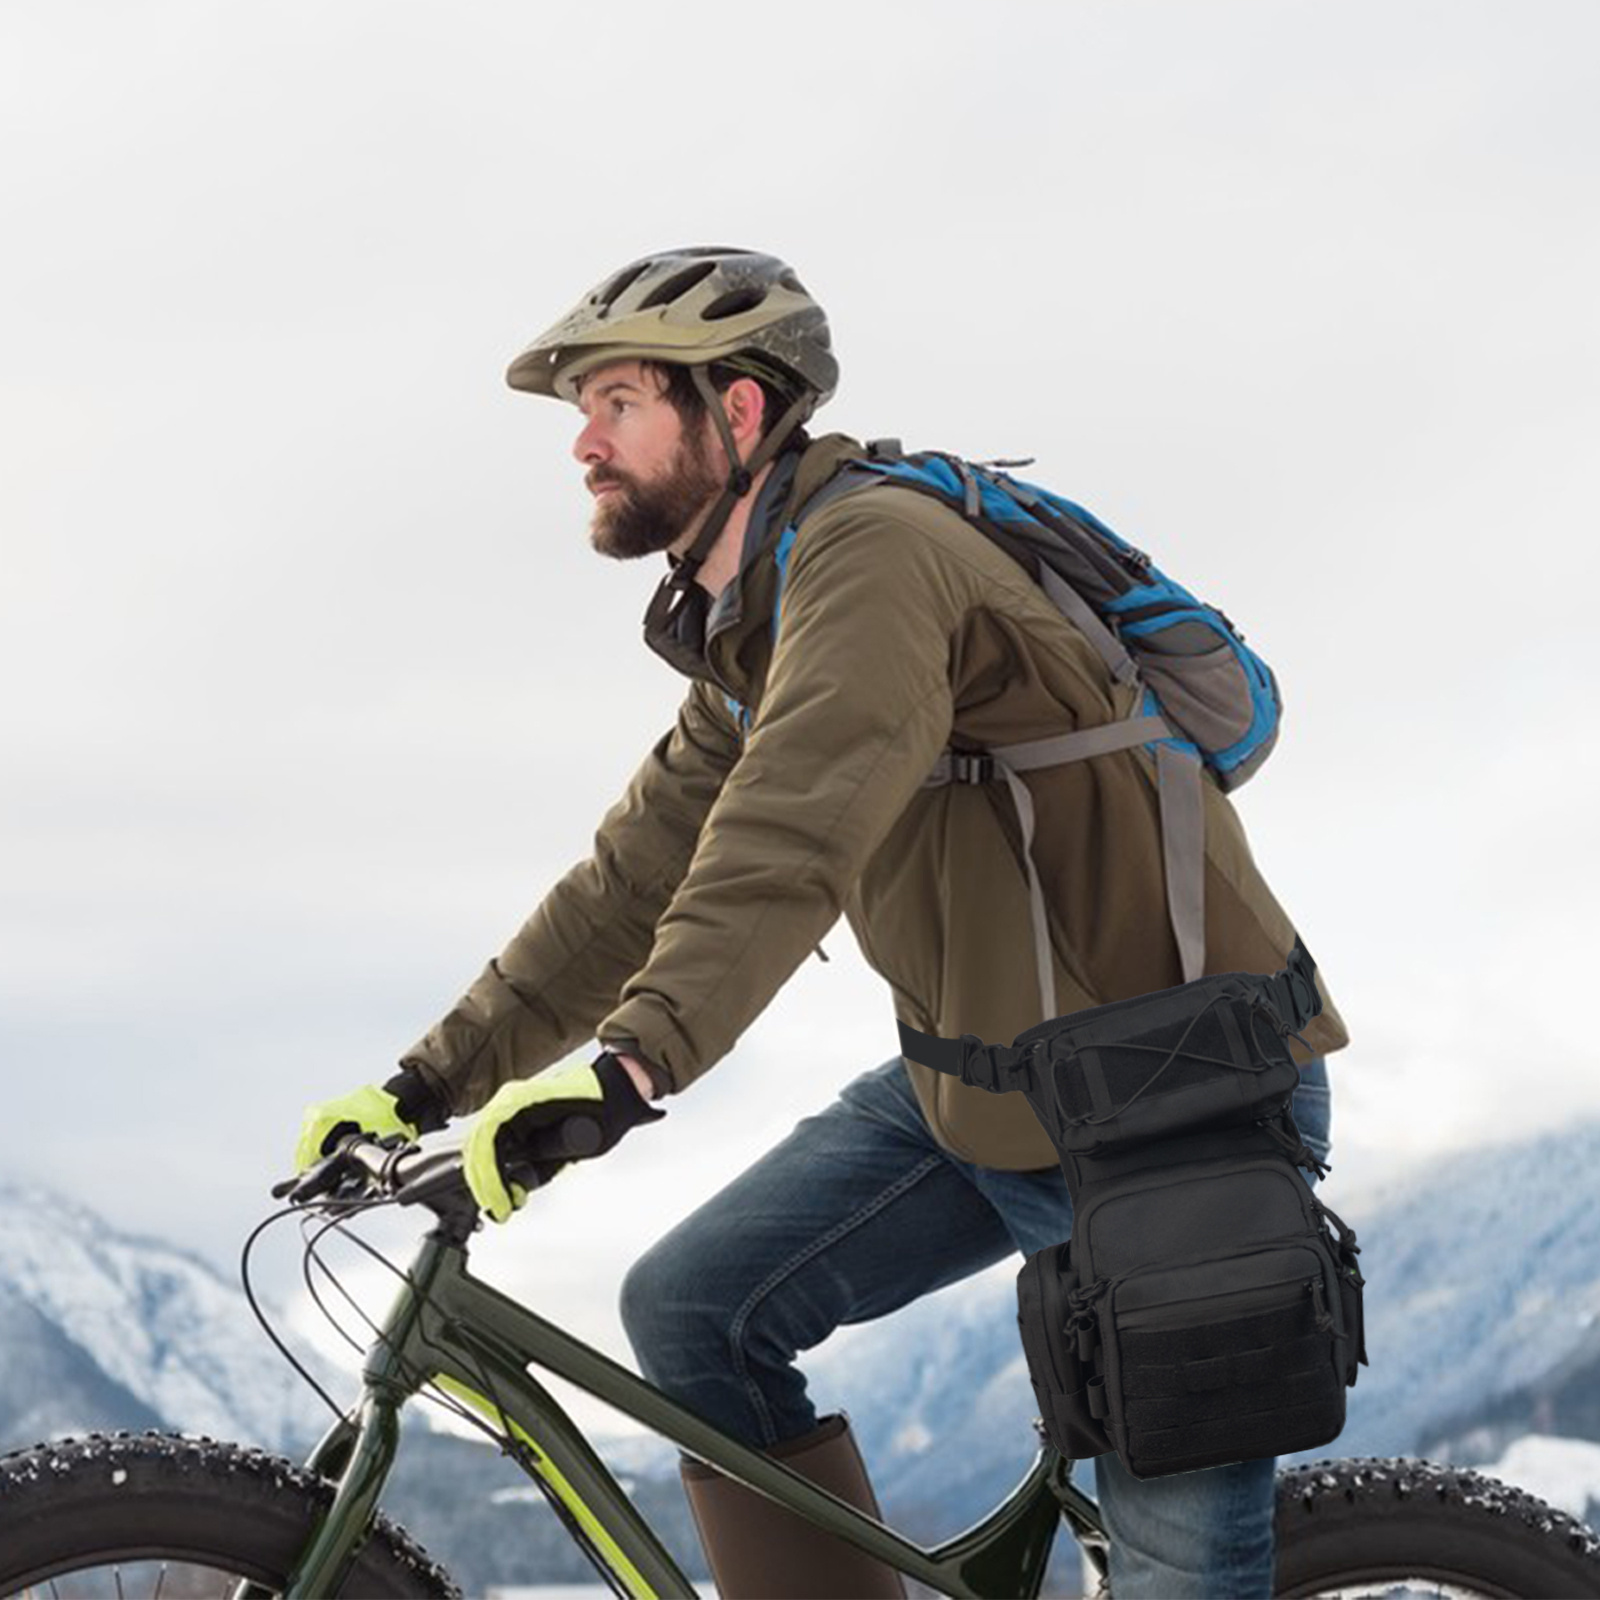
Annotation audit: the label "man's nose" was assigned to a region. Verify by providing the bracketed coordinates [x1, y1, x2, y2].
[573, 416, 609, 466]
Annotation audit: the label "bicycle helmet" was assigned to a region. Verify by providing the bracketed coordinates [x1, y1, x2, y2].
[509, 249, 837, 673]
[505, 247, 838, 406]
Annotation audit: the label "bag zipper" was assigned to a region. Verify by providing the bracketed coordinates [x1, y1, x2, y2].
[1072, 1156, 1323, 1284]
[1109, 1243, 1330, 1333]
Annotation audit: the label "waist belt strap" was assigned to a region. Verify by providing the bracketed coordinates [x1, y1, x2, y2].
[896, 1021, 1034, 1093]
[898, 938, 1320, 1078]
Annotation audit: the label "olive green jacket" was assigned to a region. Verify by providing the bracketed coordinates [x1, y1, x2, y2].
[402, 434, 1348, 1169]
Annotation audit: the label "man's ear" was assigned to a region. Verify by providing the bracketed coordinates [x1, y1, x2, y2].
[722, 376, 767, 452]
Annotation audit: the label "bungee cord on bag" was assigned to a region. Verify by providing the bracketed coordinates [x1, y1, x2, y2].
[1066, 992, 1289, 1129]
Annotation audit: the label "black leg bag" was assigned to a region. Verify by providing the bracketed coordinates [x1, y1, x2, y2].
[902, 938, 1369, 1479]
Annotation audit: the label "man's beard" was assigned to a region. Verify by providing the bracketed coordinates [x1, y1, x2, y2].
[588, 429, 723, 561]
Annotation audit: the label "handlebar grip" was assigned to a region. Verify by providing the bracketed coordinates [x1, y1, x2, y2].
[550, 1113, 604, 1159]
[271, 1114, 610, 1217]
[498, 1113, 605, 1191]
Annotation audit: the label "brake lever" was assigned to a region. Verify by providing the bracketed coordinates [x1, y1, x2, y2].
[272, 1148, 348, 1204]
[270, 1133, 409, 1208]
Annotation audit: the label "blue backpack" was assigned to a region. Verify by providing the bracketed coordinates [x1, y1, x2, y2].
[786, 443, 1284, 1019]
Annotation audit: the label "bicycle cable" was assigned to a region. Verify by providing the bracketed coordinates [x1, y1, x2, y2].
[240, 1205, 364, 1424]
[293, 1200, 560, 1455]
[245, 1183, 650, 1600]
[295, 1203, 644, 1600]
[299, 1208, 497, 1441]
[241, 1191, 486, 1440]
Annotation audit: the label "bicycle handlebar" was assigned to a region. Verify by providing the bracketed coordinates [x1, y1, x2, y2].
[272, 1114, 606, 1225]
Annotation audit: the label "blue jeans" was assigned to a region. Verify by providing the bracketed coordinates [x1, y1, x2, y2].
[621, 1053, 1333, 1599]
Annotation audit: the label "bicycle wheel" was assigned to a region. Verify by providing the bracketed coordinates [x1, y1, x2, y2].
[0, 1432, 460, 1599]
[1274, 1456, 1600, 1597]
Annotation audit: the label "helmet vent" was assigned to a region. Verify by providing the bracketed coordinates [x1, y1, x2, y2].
[594, 260, 654, 311]
[638, 261, 718, 309]
[701, 286, 768, 321]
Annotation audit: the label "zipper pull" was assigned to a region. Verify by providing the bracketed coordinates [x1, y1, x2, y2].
[1066, 1278, 1108, 1360]
[1066, 1309, 1099, 1363]
[812, 942, 830, 963]
[1257, 1114, 1330, 1179]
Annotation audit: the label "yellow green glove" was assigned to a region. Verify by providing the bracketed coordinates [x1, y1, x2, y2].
[293, 1084, 418, 1174]
[463, 1052, 665, 1223]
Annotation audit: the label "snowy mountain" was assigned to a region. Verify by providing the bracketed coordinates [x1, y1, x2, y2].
[1330, 1119, 1600, 1460]
[6, 1119, 1600, 1568]
[1480, 1435, 1600, 1525]
[0, 1181, 326, 1450]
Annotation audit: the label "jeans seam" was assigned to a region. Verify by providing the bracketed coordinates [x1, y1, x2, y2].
[728, 1151, 947, 1445]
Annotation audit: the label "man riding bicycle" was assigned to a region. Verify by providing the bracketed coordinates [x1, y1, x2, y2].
[296, 247, 1349, 1598]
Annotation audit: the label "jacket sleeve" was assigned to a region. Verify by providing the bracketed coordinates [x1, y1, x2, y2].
[399, 675, 743, 1116]
[596, 500, 966, 1092]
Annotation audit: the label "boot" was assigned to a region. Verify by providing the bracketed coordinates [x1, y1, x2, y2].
[679, 1412, 907, 1599]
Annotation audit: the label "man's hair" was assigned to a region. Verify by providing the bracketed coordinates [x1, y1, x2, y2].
[645, 360, 811, 452]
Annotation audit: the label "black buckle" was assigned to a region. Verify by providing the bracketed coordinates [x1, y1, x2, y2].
[956, 1033, 990, 1090]
[958, 1034, 1032, 1092]
[950, 751, 995, 784]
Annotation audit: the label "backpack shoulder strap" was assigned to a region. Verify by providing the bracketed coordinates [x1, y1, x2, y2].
[785, 439, 910, 530]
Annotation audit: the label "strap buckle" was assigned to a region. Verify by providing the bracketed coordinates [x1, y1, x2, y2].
[957, 1034, 1033, 1093]
[921, 749, 996, 788]
[955, 1033, 992, 1091]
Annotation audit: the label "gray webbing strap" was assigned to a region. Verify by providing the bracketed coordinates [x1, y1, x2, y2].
[1039, 565, 1139, 685]
[1001, 719, 1171, 1015]
[1156, 742, 1206, 984]
[920, 713, 1193, 1020]
[986, 716, 1170, 772]
[992, 752, 1058, 1021]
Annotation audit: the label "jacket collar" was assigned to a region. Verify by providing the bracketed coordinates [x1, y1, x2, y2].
[701, 446, 801, 644]
[704, 434, 866, 683]
[640, 433, 866, 689]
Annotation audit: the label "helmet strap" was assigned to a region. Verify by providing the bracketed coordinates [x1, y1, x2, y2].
[666, 367, 815, 591]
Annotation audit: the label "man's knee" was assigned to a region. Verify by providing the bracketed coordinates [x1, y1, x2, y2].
[618, 1226, 739, 1371]
[619, 1240, 678, 1357]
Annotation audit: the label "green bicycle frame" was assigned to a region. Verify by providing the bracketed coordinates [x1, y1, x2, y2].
[279, 1223, 1109, 1598]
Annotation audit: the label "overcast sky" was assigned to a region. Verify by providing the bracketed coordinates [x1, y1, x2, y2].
[4, 1, 1598, 1437]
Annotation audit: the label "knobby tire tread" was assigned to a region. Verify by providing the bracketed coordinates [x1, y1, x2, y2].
[0, 1431, 461, 1598]
[1274, 1455, 1600, 1597]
